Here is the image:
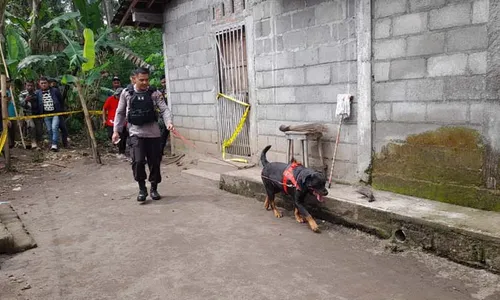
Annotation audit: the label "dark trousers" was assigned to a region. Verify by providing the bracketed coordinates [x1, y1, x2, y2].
[160, 127, 170, 156]
[59, 116, 68, 146]
[8, 121, 16, 148]
[106, 125, 128, 154]
[129, 136, 162, 184]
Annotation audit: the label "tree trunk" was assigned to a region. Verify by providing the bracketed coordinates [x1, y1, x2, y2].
[29, 0, 42, 53]
[75, 81, 101, 164]
[0, 0, 7, 44]
[102, 0, 114, 28]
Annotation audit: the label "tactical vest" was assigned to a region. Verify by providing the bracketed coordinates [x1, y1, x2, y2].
[127, 87, 157, 126]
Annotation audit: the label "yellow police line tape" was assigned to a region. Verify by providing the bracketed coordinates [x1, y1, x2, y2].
[0, 110, 103, 152]
[217, 93, 250, 164]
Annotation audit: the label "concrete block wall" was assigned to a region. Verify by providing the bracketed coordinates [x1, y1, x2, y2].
[252, 0, 358, 182]
[372, 0, 490, 151]
[164, 0, 219, 154]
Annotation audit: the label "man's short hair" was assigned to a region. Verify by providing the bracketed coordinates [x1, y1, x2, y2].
[160, 75, 166, 80]
[39, 76, 48, 82]
[25, 80, 34, 84]
[112, 76, 120, 81]
[133, 67, 150, 76]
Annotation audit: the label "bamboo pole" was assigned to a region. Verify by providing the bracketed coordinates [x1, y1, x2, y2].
[75, 81, 101, 164]
[1, 74, 10, 168]
[0, 42, 26, 149]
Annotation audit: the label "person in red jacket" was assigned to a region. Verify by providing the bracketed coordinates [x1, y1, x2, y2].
[102, 88, 128, 158]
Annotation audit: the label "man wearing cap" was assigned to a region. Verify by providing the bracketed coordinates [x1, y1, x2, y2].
[102, 87, 127, 158]
[112, 76, 121, 91]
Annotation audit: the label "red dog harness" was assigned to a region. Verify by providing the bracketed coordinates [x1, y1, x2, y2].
[282, 161, 302, 194]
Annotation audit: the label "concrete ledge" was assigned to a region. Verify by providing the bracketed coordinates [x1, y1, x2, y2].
[181, 168, 221, 188]
[220, 168, 500, 273]
[0, 203, 37, 254]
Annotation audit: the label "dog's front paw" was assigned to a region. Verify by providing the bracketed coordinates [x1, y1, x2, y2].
[274, 209, 283, 218]
[310, 225, 321, 233]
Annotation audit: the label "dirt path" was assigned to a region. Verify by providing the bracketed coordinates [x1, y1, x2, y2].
[0, 155, 499, 300]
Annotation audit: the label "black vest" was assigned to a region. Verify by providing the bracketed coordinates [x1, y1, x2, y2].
[127, 87, 157, 126]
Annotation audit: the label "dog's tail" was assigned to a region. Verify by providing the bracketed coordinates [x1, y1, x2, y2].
[260, 145, 272, 167]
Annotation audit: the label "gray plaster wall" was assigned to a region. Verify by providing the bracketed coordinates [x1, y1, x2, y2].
[372, 0, 499, 152]
[253, 0, 359, 182]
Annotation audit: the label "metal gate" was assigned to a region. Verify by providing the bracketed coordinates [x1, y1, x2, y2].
[215, 25, 251, 157]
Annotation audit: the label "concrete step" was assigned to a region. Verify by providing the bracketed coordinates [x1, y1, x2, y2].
[181, 168, 221, 188]
[0, 203, 37, 254]
[219, 167, 500, 274]
[196, 158, 240, 174]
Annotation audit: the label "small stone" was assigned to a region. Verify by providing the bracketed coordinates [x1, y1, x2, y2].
[172, 210, 175, 212]
[21, 283, 31, 290]
[13, 187, 22, 192]
[55, 196, 59, 199]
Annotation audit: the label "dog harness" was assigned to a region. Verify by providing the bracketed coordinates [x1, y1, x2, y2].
[282, 161, 302, 194]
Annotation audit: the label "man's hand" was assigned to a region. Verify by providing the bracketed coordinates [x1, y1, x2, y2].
[102, 120, 106, 127]
[111, 131, 120, 144]
[167, 123, 174, 131]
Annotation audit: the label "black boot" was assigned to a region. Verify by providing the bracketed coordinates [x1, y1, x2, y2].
[150, 182, 161, 200]
[137, 181, 148, 202]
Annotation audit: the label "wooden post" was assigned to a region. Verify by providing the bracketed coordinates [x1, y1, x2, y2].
[75, 81, 101, 164]
[1, 74, 11, 168]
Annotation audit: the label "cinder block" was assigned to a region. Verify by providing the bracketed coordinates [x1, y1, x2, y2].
[409, 0, 446, 12]
[374, 39, 406, 60]
[193, 117, 205, 129]
[305, 65, 331, 85]
[189, 129, 201, 141]
[333, 19, 356, 41]
[374, 62, 390, 81]
[202, 63, 214, 78]
[256, 38, 273, 55]
[374, 123, 441, 151]
[191, 92, 203, 104]
[283, 0, 305, 13]
[406, 79, 444, 101]
[283, 30, 306, 50]
[446, 26, 487, 52]
[275, 87, 296, 103]
[407, 32, 445, 57]
[284, 68, 305, 86]
[204, 117, 216, 130]
[393, 12, 428, 36]
[346, 40, 357, 61]
[187, 104, 199, 117]
[319, 44, 345, 64]
[429, 3, 471, 30]
[315, 1, 346, 24]
[253, 1, 272, 21]
[256, 71, 274, 88]
[468, 52, 487, 74]
[473, 0, 489, 24]
[257, 105, 267, 120]
[306, 25, 331, 47]
[292, 8, 315, 29]
[265, 105, 286, 120]
[427, 103, 468, 124]
[183, 116, 193, 128]
[390, 58, 426, 79]
[374, 81, 406, 102]
[256, 88, 275, 104]
[284, 104, 305, 121]
[294, 48, 319, 66]
[428, 54, 467, 77]
[276, 14, 292, 34]
[445, 76, 486, 100]
[331, 61, 357, 83]
[374, 0, 407, 18]
[255, 19, 271, 38]
[374, 18, 391, 39]
[255, 55, 274, 71]
[374, 103, 392, 121]
[203, 91, 214, 104]
[305, 104, 334, 122]
[197, 9, 210, 23]
[275, 52, 295, 69]
[188, 66, 201, 79]
[177, 67, 189, 80]
[180, 93, 191, 105]
[392, 103, 426, 122]
[258, 120, 279, 136]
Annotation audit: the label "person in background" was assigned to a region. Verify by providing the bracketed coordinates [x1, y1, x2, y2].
[48, 78, 69, 148]
[112, 76, 121, 91]
[6, 78, 17, 148]
[113, 67, 174, 202]
[102, 87, 128, 159]
[19, 80, 43, 149]
[158, 75, 170, 156]
[36, 77, 64, 152]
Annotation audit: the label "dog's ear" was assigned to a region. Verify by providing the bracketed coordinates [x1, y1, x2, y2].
[299, 169, 314, 189]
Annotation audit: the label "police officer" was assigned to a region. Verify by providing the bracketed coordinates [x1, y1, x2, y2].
[112, 67, 174, 202]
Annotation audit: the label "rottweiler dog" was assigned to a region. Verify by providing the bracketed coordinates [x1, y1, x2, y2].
[260, 145, 328, 232]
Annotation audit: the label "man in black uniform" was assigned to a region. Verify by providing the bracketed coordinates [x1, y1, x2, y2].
[112, 68, 174, 202]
